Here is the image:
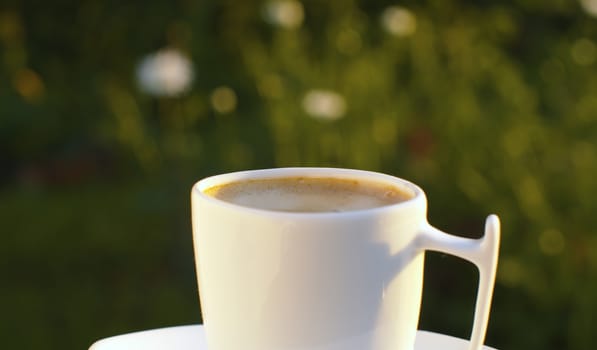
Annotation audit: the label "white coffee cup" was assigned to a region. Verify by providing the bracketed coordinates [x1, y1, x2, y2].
[191, 168, 500, 350]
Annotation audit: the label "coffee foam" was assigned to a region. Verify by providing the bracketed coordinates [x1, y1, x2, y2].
[204, 177, 412, 212]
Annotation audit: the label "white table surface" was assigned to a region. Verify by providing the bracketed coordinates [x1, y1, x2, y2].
[89, 324, 497, 350]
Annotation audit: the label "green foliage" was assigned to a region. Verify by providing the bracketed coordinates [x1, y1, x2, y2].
[1, 1, 596, 349]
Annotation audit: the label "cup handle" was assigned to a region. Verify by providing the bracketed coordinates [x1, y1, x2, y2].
[418, 214, 500, 350]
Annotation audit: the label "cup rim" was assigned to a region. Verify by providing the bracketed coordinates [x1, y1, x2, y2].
[192, 167, 426, 218]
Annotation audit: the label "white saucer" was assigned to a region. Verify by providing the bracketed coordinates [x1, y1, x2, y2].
[89, 324, 497, 350]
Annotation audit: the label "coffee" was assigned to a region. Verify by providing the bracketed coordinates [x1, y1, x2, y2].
[204, 177, 413, 212]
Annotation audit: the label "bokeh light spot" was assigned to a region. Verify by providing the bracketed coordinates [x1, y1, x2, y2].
[380, 6, 417, 37]
[372, 118, 396, 145]
[210, 86, 238, 114]
[336, 28, 362, 55]
[0, 11, 22, 42]
[571, 38, 597, 66]
[539, 229, 566, 256]
[498, 257, 525, 287]
[13, 68, 45, 102]
[257, 74, 284, 99]
[580, 0, 597, 17]
[302, 89, 347, 121]
[263, 0, 305, 29]
[136, 48, 194, 97]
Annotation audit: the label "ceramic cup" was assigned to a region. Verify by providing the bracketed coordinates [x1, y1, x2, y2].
[191, 168, 500, 350]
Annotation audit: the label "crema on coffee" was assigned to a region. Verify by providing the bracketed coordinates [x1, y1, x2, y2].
[204, 177, 413, 212]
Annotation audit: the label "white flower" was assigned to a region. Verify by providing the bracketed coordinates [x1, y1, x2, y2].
[381, 6, 417, 37]
[210, 86, 238, 114]
[302, 89, 347, 121]
[263, 0, 304, 29]
[580, 0, 597, 17]
[136, 49, 194, 97]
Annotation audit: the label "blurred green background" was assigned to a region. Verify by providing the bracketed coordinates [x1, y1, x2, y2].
[1, 0, 596, 349]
